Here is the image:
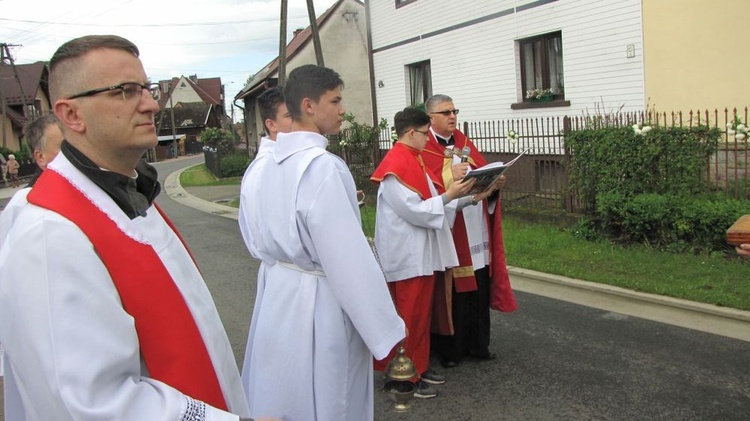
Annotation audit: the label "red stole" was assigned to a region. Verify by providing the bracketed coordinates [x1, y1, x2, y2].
[423, 130, 518, 313]
[27, 170, 229, 410]
[370, 142, 443, 196]
[489, 201, 518, 312]
[423, 130, 483, 292]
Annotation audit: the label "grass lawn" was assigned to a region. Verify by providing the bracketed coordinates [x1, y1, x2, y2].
[182, 163, 750, 312]
[180, 164, 242, 187]
[361, 204, 750, 311]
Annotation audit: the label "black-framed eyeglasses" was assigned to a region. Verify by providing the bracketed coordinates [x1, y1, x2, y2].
[429, 109, 459, 116]
[412, 128, 429, 136]
[67, 82, 161, 102]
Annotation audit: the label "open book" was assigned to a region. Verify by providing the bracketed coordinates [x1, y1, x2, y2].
[463, 149, 528, 194]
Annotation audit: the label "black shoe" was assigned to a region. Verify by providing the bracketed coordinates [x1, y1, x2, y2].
[413, 380, 438, 399]
[420, 368, 446, 385]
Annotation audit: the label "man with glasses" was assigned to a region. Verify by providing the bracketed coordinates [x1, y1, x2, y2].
[421, 94, 518, 369]
[0, 35, 274, 421]
[371, 107, 475, 398]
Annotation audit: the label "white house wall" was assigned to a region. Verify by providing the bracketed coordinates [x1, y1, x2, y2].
[371, 0, 645, 134]
[164, 76, 204, 108]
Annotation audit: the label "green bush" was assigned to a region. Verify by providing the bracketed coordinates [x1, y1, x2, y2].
[595, 192, 749, 253]
[220, 154, 250, 178]
[566, 125, 720, 212]
[200, 127, 237, 156]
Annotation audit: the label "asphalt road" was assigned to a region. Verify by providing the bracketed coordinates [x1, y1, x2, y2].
[154, 157, 750, 420]
[2, 156, 749, 420]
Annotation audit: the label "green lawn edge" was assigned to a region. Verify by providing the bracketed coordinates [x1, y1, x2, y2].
[182, 163, 750, 312]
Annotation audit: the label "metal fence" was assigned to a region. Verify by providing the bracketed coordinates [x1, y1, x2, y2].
[369, 107, 750, 213]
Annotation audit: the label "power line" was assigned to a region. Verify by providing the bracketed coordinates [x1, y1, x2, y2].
[0, 15, 308, 27]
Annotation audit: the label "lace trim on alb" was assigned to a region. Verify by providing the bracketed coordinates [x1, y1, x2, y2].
[180, 396, 207, 421]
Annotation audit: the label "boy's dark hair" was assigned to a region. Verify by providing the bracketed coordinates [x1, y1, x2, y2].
[284, 65, 344, 120]
[258, 86, 285, 134]
[394, 107, 431, 137]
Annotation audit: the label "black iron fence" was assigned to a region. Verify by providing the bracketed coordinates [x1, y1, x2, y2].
[368, 107, 750, 213]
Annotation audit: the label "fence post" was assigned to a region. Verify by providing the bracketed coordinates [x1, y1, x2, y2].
[562, 116, 575, 213]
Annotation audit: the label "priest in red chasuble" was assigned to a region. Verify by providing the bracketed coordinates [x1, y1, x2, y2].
[421, 94, 518, 369]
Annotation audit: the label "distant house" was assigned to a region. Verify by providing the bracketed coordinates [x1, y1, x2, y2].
[0, 61, 51, 152]
[368, 0, 749, 126]
[155, 75, 226, 160]
[235, 0, 371, 153]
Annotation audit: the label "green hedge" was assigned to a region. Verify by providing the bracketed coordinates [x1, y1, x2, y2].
[594, 192, 748, 253]
[219, 154, 250, 178]
[566, 125, 720, 211]
[565, 125, 747, 252]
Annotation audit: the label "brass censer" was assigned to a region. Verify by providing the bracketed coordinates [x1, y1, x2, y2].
[383, 343, 416, 412]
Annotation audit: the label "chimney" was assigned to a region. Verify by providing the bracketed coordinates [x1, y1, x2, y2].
[189, 74, 198, 83]
[293, 28, 304, 37]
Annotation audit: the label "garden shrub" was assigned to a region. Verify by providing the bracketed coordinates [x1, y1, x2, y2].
[595, 192, 748, 253]
[566, 125, 720, 212]
[565, 124, 738, 252]
[219, 154, 250, 178]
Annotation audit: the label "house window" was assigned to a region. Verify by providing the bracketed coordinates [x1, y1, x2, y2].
[407, 60, 432, 106]
[519, 31, 564, 101]
[395, 0, 417, 8]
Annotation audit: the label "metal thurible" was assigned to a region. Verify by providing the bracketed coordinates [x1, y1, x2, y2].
[384, 344, 416, 412]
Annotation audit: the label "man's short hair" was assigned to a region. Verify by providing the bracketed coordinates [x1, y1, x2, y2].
[425, 94, 453, 113]
[284, 65, 344, 120]
[394, 107, 431, 137]
[49, 35, 140, 102]
[24, 113, 60, 154]
[258, 86, 285, 134]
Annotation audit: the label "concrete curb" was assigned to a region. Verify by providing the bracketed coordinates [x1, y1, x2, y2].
[164, 165, 239, 220]
[163, 165, 750, 342]
[509, 266, 750, 342]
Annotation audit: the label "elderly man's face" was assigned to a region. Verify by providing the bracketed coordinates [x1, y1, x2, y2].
[428, 100, 458, 137]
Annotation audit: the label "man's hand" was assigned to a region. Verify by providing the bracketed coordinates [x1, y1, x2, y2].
[445, 177, 476, 201]
[451, 163, 470, 181]
[489, 174, 506, 191]
[736, 244, 750, 258]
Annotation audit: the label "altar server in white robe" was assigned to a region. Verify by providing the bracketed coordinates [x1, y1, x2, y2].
[238, 86, 292, 395]
[0, 35, 275, 421]
[370, 107, 477, 398]
[241, 64, 406, 421]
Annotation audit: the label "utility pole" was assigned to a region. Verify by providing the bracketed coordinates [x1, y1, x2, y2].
[279, 0, 288, 85]
[306, 0, 325, 67]
[168, 82, 177, 158]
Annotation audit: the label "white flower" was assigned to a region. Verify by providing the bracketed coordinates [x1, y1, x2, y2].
[736, 133, 746, 140]
[641, 126, 652, 133]
[728, 123, 734, 129]
[633, 124, 642, 135]
[507, 130, 519, 141]
[738, 124, 747, 132]
[728, 129, 736, 135]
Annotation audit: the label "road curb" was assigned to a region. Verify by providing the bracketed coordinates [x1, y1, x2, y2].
[509, 266, 750, 342]
[164, 165, 239, 220]
[163, 165, 750, 342]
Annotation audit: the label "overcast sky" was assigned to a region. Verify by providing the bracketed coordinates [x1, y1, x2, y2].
[1, 0, 339, 118]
